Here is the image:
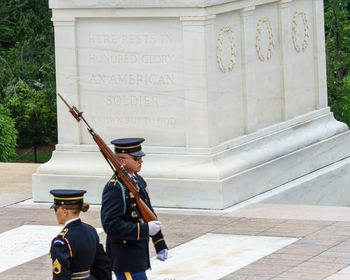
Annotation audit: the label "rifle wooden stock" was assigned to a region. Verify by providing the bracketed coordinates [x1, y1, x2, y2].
[93, 134, 157, 222]
[58, 93, 157, 222]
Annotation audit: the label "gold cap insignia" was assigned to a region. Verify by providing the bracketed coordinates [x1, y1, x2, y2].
[53, 258, 61, 274]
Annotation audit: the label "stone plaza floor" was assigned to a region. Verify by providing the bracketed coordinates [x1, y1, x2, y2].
[1, 162, 350, 279]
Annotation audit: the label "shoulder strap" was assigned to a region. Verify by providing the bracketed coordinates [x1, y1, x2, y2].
[116, 180, 126, 215]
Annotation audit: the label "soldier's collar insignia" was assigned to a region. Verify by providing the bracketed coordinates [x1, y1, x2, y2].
[59, 228, 69, 238]
[53, 258, 61, 274]
[109, 174, 120, 185]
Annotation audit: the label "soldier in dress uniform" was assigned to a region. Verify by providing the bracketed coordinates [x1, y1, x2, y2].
[50, 189, 112, 280]
[101, 138, 168, 280]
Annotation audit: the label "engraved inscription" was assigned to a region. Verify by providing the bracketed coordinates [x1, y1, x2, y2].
[88, 33, 172, 46]
[106, 95, 159, 107]
[89, 54, 138, 64]
[77, 20, 184, 137]
[88, 54, 175, 65]
[84, 30, 177, 89]
[92, 115, 176, 128]
[141, 54, 175, 64]
[89, 73, 174, 86]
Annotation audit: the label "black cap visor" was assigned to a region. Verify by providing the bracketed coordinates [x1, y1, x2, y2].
[129, 150, 146, 157]
[50, 203, 58, 209]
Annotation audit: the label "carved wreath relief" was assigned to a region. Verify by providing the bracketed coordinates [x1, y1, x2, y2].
[216, 26, 237, 73]
[256, 17, 275, 62]
[292, 9, 309, 52]
[216, 8, 309, 72]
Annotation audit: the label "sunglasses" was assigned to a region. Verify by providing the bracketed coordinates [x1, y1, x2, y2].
[133, 156, 142, 161]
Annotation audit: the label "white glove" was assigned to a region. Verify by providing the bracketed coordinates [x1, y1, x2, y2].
[148, 221, 162, 236]
[157, 249, 168, 261]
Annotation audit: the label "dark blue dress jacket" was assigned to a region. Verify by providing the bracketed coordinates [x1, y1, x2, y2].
[50, 219, 112, 280]
[101, 173, 168, 273]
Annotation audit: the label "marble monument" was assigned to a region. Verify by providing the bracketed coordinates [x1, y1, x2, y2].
[33, 0, 350, 209]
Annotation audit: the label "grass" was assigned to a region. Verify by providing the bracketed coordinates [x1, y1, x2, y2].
[11, 143, 55, 163]
[12, 153, 52, 163]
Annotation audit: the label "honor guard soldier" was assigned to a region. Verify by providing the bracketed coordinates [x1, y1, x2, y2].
[50, 189, 112, 280]
[101, 138, 168, 280]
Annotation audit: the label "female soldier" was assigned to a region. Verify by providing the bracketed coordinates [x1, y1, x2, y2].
[50, 189, 112, 280]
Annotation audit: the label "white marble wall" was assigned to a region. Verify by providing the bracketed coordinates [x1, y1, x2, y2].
[32, 0, 350, 209]
[50, 0, 328, 148]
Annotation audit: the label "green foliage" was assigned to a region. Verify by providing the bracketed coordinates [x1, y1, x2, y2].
[0, 103, 17, 162]
[0, 0, 57, 148]
[15, 152, 52, 163]
[331, 74, 350, 125]
[4, 83, 57, 148]
[324, 0, 350, 125]
[0, 0, 55, 93]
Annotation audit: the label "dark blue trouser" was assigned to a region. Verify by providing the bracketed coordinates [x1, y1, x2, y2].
[115, 271, 147, 280]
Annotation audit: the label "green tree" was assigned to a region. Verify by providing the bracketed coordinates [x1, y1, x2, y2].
[324, 0, 350, 125]
[0, 103, 17, 161]
[4, 83, 57, 147]
[0, 0, 56, 148]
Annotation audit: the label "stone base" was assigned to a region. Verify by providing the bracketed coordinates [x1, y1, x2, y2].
[259, 156, 350, 206]
[32, 108, 350, 209]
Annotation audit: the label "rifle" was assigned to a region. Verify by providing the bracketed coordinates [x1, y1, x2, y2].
[57, 93, 157, 222]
